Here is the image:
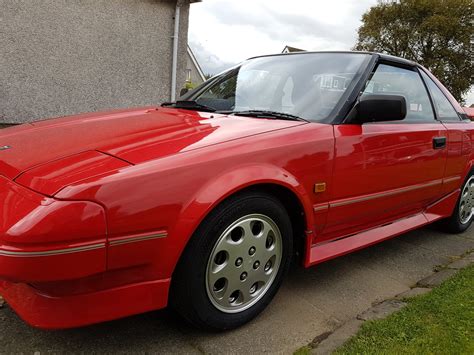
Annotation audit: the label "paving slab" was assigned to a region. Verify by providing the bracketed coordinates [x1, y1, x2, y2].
[357, 300, 407, 321]
[311, 319, 364, 355]
[448, 253, 474, 269]
[417, 268, 458, 288]
[395, 287, 432, 300]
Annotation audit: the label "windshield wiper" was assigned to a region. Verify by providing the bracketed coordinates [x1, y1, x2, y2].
[162, 100, 216, 113]
[230, 110, 308, 122]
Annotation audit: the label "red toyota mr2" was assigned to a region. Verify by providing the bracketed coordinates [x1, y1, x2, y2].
[1, 52, 473, 330]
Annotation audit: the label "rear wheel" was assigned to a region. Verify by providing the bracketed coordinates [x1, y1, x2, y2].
[439, 173, 474, 233]
[171, 192, 293, 330]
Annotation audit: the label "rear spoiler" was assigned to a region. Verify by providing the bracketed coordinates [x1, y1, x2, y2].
[463, 107, 474, 121]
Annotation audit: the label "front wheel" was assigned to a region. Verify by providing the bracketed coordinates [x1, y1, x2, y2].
[171, 192, 293, 330]
[439, 173, 474, 233]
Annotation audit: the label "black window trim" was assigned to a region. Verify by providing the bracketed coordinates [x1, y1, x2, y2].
[417, 66, 464, 123]
[180, 53, 467, 126]
[415, 66, 440, 123]
[330, 54, 378, 124]
[342, 56, 440, 125]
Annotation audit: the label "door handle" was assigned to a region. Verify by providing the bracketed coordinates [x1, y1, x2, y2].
[433, 137, 447, 149]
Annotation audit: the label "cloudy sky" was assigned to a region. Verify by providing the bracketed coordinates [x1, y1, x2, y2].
[188, 0, 473, 105]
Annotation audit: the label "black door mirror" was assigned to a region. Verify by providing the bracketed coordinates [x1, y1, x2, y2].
[180, 88, 189, 97]
[356, 94, 407, 123]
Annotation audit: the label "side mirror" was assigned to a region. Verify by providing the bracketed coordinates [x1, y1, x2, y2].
[357, 94, 407, 123]
[180, 88, 189, 97]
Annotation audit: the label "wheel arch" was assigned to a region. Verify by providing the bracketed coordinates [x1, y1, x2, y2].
[169, 164, 314, 279]
[462, 160, 474, 183]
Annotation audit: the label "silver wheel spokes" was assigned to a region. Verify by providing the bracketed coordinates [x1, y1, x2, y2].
[206, 214, 282, 313]
[459, 176, 474, 225]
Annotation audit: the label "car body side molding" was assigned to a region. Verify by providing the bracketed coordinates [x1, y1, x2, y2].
[306, 189, 460, 266]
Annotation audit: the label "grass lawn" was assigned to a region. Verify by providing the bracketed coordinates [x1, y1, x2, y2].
[335, 264, 474, 355]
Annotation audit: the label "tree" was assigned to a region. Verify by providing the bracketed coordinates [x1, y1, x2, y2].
[354, 0, 473, 102]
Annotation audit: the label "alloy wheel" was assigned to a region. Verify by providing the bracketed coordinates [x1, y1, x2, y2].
[459, 176, 474, 224]
[205, 214, 283, 313]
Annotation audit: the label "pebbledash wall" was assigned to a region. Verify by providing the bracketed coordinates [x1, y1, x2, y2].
[0, 0, 200, 124]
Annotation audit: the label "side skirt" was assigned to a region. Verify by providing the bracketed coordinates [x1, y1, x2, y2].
[306, 189, 460, 267]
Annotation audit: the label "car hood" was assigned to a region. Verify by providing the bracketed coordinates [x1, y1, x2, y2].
[0, 107, 305, 182]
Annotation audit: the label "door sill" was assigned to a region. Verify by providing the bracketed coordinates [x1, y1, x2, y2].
[307, 213, 429, 267]
[306, 189, 460, 267]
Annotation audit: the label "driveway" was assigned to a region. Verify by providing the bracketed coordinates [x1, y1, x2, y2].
[1, 226, 473, 354]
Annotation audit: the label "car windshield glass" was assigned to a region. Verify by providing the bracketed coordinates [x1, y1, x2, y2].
[190, 53, 369, 122]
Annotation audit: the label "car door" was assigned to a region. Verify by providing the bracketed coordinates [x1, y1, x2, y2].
[320, 63, 448, 242]
[419, 69, 471, 197]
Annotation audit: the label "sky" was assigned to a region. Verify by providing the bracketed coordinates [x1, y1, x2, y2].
[188, 0, 473, 106]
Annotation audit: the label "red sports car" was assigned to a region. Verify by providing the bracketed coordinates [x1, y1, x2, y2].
[1, 52, 473, 330]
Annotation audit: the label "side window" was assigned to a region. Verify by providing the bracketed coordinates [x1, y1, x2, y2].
[363, 64, 435, 122]
[198, 75, 237, 100]
[420, 71, 460, 121]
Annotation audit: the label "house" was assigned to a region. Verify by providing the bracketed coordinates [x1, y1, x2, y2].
[282, 45, 306, 54]
[0, 0, 201, 124]
[186, 45, 207, 87]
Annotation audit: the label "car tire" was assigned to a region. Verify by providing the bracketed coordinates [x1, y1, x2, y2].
[171, 191, 293, 330]
[438, 172, 474, 234]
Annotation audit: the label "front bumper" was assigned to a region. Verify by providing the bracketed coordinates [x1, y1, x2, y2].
[0, 176, 173, 329]
[0, 278, 170, 329]
[0, 175, 107, 283]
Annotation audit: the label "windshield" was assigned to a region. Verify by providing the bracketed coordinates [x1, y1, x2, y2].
[189, 53, 370, 122]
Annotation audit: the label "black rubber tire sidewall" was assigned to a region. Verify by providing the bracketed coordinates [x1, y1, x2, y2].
[439, 171, 474, 233]
[171, 192, 293, 330]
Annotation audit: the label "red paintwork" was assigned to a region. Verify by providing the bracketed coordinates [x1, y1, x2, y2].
[321, 123, 447, 242]
[0, 279, 170, 329]
[15, 151, 131, 196]
[309, 189, 461, 265]
[0, 175, 107, 282]
[1, 60, 474, 329]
